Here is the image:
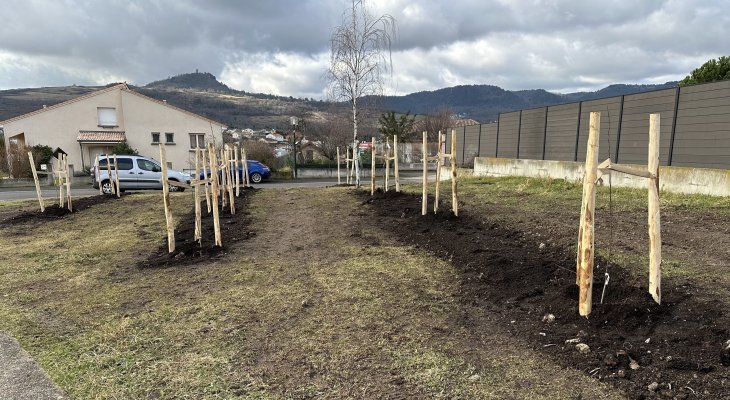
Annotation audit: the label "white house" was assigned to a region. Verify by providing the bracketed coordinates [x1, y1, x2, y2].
[0, 83, 225, 174]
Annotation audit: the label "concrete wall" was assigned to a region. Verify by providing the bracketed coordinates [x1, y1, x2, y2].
[473, 157, 730, 197]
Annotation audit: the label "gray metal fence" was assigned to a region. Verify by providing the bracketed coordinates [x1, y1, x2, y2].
[446, 80, 730, 170]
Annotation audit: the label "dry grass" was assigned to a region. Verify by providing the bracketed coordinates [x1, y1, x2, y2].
[0, 187, 632, 398]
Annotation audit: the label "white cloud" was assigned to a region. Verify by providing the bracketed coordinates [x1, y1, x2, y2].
[0, 0, 728, 97]
[221, 52, 329, 99]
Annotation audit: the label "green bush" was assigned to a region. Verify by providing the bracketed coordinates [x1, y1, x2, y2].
[111, 141, 139, 155]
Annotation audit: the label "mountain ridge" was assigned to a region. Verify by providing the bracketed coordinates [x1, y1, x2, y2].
[0, 72, 679, 128]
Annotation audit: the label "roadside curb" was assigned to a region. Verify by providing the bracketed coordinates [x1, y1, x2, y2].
[0, 331, 67, 400]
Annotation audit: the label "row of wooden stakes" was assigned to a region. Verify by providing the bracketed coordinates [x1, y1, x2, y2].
[159, 143, 251, 253]
[27, 151, 73, 212]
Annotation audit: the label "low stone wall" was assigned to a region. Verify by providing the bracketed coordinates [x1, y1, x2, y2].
[473, 157, 730, 197]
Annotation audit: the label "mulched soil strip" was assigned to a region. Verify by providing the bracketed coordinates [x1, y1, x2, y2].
[1, 194, 125, 226]
[138, 188, 256, 268]
[359, 189, 729, 399]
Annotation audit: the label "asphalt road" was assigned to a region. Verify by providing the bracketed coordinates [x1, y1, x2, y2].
[0, 172, 432, 202]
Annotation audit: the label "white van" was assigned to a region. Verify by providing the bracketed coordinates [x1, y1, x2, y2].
[92, 154, 191, 194]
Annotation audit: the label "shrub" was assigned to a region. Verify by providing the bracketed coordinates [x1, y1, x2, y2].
[111, 141, 139, 155]
[243, 141, 278, 169]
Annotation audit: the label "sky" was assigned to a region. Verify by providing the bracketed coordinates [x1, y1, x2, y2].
[0, 0, 727, 99]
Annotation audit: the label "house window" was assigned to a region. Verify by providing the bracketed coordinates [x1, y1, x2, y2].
[97, 107, 117, 127]
[165, 132, 174, 143]
[189, 133, 205, 149]
[151, 132, 160, 143]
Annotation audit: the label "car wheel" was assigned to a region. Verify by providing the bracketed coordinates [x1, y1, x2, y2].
[101, 180, 115, 195]
[168, 180, 183, 192]
[250, 172, 263, 183]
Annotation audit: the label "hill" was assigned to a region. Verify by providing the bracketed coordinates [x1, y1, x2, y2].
[0, 72, 678, 128]
[374, 82, 678, 122]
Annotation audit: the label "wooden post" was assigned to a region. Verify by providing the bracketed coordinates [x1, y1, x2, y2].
[384, 137, 390, 192]
[159, 144, 175, 253]
[348, 146, 354, 185]
[194, 147, 202, 243]
[242, 147, 250, 187]
[219, 148, 227, 209]
[226, 147, 236, 214]
[577, 112, 600, 317]
[434, 131, 442, 213]
[422, 131, 428, 215]
[648, 113, 662, 304]
[65, 154, 72, 211]
[371, 137, 376, 195]
[394, 135, 400, 192]
[28, 152, 45, 212]
[105, 152, 114, 195]
[96, 154, 102, 195]
[208, 143, 222, 246]
[234, 144, 240, 197]
[201, 148, 211, 213]
[451, 128, 459, 217]
[58, 155, 63, 206]
[337, 147, 341, 185]
[113, 155, 120, 198]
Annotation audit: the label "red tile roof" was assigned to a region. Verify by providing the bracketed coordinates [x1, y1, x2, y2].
[77, 131, 126, 142]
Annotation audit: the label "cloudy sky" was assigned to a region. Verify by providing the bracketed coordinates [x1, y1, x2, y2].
[0, 0, 727, 98]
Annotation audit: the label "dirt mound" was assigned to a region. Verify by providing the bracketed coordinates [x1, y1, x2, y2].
[360, 189, 729, 399]
[1, 194, 124, 226]
[138, 191, 255, 268]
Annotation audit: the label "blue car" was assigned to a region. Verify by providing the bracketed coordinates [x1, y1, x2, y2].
[200, 160, 271, 183]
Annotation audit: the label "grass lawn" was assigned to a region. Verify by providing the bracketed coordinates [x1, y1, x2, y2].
[1, 177, 727, 398]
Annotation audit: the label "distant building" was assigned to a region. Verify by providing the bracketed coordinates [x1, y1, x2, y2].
[1, 83, 225, 174]
[265, 132, 285, 142]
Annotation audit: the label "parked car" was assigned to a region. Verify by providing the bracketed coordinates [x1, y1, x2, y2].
[92, 154, 191, 194]
[200, 160, 271, 183]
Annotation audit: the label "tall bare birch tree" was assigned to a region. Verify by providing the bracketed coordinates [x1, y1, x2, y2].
[327, 0, 396, 187]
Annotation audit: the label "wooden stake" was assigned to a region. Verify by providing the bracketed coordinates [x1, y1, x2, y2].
[422, 131, 428, 215]
[57, 156, 64, 208]
[648, 113, 662, 304]
[384, 137, 390, 192]
[337, 147, 341, 185]
[394, 135, 400, 192]
[219, 148, 227, 209]
[577, 112, 600, 317]
[242, 147, 250, 187]
[113, 154, 120, 198]
[96, 154, 102, 195]
[201, 148, 211, 213]
[371, 137, 376, 195]
[234, 144, 240, 197]
[451, 128, 459, 217]
[28, 152, 45, 212]
[65, 154, 72, 211]
[194, 147, 202, 243]
[209, 143, 222, 246]
[105, 152, 114, 195]
[159, 144, 175, 253]
[226, 147, 236, 214]
[434, 131, 442, 213]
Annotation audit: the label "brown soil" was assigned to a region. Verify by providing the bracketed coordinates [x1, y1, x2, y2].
[360, 189, 730, 399]
[137, 189, 256, 268]
[1, 194, 124, 227]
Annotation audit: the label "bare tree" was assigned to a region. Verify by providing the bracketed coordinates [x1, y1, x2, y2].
[308, 112, 351, 160]
[421, 106, 453, 141]
[327, 0, 396, 186]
